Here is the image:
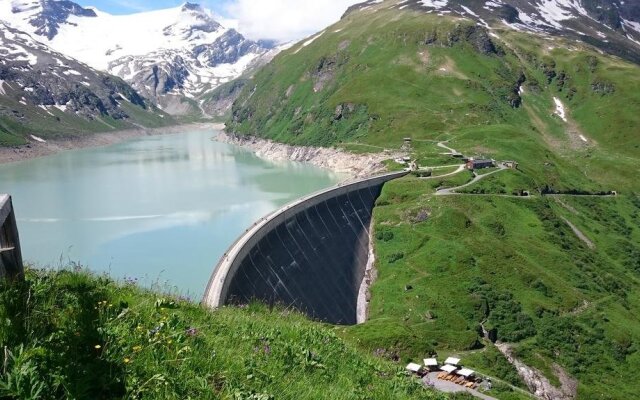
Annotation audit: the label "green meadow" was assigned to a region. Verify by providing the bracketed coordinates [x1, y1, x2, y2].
[228, 1, 640, 398]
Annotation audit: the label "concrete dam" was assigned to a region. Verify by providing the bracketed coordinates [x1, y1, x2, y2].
[202, 171, 407, 325]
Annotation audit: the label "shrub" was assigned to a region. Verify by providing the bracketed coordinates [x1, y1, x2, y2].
[387, 252, 405, 264]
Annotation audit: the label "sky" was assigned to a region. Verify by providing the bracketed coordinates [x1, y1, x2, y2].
[75, 0, 363, 42]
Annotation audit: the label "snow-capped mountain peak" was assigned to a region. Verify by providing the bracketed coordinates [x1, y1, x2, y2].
[0, 0, 273, 115]
[163, 3, 222, 41]
[6, 0, 96, 39]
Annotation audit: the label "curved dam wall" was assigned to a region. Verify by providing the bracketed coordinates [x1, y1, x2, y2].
[203, 171, 407, 325]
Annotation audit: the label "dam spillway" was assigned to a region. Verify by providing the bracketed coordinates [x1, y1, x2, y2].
[202, 171, 407, 325]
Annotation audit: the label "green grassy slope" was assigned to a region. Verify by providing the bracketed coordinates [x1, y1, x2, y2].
[0, 86, 175, 147]
[228, 1, 639, 191]
[0, 269, 456, 400]
[227, 1, 640, 398]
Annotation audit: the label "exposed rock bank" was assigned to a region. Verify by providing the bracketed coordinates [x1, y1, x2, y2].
[496, 343, 577, 400]
[216, 132, 398, 178]
[357, 221, 378, 324]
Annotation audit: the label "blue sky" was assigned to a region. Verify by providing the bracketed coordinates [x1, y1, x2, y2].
[75, 0, 229, 15]
[74, 0, 361, 42]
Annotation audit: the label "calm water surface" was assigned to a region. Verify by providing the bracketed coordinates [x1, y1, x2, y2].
[0, 129, 341, 297]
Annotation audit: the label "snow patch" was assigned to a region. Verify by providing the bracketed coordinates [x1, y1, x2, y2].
[579, 135, 588, 143]
[54, 103, 68, 112]
[30, 134, 46, 143]
[303, 30, 325, 47]
[484, 0, 503, 9]
[535, 0, 589, 30]
[421, 0, 448, 10]
[293, 31, 325, 54]
[37, 105, 54, 116]
[623, 19, 640, 35]
[553, 97, 567, 122]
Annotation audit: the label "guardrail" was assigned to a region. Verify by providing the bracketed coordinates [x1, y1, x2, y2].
[0, 195, 24, 280]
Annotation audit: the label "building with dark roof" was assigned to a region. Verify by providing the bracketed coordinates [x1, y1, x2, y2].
[466, 159, 494, 170]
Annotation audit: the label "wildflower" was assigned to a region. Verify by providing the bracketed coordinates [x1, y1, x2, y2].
[124, 358, 131, 364]
[94, 345, 102, 349]
[167, 340, 173, 345]
[133, 346, 142, 352]
[185, 327, 198, 337]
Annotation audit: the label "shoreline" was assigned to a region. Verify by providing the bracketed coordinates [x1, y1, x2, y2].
[0, 122, 224, 165]
[215, 131, 401, 179]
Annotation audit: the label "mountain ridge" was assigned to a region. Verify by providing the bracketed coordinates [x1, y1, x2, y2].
[345, 0, 640, 63]
[0, 20, 171, 146]
[0, 0, 273, 115]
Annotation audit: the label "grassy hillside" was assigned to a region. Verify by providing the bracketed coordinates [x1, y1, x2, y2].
[227, 1, 640, 398]
[0, 88, 174, 147]
[0, 268, 457, 400]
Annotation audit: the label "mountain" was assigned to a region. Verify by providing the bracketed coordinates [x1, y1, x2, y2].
[347, 0, 640, 63]
[226, 1, 640, 398]
[0, 21, 170, 146]
[0, 1, 272, 115]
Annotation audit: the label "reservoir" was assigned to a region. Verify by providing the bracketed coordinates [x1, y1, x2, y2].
[0, 128, 341, 297]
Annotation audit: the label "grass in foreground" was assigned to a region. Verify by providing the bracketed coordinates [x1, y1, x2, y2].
[0, 268, 458, 400]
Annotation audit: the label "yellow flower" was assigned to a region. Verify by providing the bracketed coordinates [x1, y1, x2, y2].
[94, 345, 102, 349]
[167, 340, 173, 345]
[124, 358, 131, 364]
[133, 346, 142, 352]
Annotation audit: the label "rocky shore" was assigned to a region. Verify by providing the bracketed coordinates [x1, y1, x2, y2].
[215, 132, 398, 179]
[0, 123, 223, 165]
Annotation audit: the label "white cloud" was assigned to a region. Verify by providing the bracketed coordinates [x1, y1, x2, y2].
[223, 0, 362, 42]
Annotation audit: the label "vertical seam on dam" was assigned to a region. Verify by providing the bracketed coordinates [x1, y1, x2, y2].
[202, 171, 408, 325]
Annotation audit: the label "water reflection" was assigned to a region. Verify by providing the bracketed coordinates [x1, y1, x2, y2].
[0, 129, 341, 296]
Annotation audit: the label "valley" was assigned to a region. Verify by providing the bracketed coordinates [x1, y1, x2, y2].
[1, 0, 640, 399]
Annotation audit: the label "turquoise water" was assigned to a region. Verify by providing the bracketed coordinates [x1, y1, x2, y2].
[0, 129, 340, 297]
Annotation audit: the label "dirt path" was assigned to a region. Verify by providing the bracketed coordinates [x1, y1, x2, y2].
[436, 167, 507, 195]
[561, 217, 595, 249]
[419, 164, 466, 179]
[436, 141, 457, 153]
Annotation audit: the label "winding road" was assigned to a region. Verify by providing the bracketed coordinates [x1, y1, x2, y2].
[436, 166, 507, 195]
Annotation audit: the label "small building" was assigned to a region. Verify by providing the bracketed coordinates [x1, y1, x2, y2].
[444, 357, 461, 366]
[406, 362, 423, 374]
[403, 137, 412, 143]
[424, 358, 439, 371]
[466, 159, 494, 170]
[503, 160, 518, 169]
[456, 368, 475, 379]
[440, 364, 457, 374]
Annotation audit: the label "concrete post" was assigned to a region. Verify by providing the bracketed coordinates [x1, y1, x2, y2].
[0, 195, 24, 280]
